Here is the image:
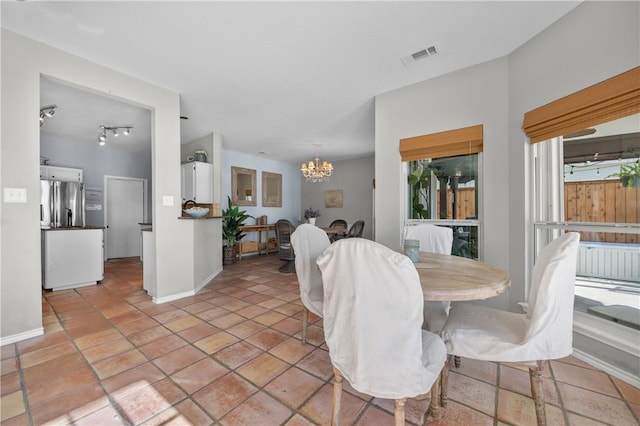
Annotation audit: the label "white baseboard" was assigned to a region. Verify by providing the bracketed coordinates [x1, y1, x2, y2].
[572, 348, 640, 389]
[574, 311, 639, 356]
[195, 269, 222, 294]
[152, 268, 222, 304]
[153, 289, 195, 304]
[0, 327, 44, 346]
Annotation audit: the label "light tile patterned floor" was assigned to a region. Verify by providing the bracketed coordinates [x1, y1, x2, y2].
[1, 255, 639, 425]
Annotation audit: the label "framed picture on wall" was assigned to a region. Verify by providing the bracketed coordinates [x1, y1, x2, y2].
[324, 189, 343, 208]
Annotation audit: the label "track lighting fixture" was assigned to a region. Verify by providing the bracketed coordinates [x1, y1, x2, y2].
[39, 105, 57, 127]
[97, 125, 133, 146]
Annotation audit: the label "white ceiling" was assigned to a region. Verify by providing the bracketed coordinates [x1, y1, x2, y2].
[2, 1, 582, 164]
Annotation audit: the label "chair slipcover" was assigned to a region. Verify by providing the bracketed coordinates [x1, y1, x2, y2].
[404, 223, 454, 332]
[317, 238, 447, 399]
[442, 232, 580, 362]
[291, 224, 331, 318]
[404, 223, 453, 255]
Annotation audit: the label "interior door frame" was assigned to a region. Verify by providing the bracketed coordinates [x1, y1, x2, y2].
[104, 175, 148, 260]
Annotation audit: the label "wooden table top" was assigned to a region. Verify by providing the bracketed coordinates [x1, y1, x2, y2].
[240, 224, 275, 232]
[417, 252, 510, 302]
[319, 226, 347, 235]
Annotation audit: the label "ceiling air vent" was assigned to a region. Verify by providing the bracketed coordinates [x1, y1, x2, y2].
[401, 44, 439, 67]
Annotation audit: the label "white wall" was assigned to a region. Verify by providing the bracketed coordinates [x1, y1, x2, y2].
[180, 133, 223, 290]
[1, 30, 189, 342]
[375, 57, 510, 309]
[300, 156, 374, 240]
[221, 149, 301, 226]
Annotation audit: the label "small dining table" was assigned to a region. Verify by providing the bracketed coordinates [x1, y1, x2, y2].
[319, 226, 347, 237]
[416, 252, 510, 302]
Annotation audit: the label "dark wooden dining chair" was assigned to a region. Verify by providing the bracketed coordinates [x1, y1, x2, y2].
[328, 219, 348, 242]
[345, 220, 364, 238]
[275, 219, 296, 273]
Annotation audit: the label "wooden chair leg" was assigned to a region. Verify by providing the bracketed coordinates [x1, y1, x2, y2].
[394, 398, 406, 426]
[529, 361, 546, 426]
[331, 367, 343, 426]
[454, 355, 461, 368]
[427, 375, 441, 421]
[440, 355, 452, 408]
[302, 308, 309, 345]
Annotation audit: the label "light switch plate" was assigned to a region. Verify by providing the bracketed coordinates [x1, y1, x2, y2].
[162, 195, 174, 206]
[4, 187, 27, 203]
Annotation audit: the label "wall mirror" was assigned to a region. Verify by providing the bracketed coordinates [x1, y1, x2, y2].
[262, 171, 282, 207]
[232, 166, 257, 206]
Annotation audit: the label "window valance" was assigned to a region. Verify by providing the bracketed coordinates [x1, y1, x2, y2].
[523, 67, 640, 144]
[399, 124, 483, 162]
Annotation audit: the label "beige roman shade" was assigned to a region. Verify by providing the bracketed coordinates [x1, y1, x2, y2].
[523, 67, 640, 144]
[399, 124, 483, 162]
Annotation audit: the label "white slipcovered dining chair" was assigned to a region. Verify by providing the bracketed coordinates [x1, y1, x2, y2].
[290, 224, 331, 345]
[317, 238, 447, 425]
[441, 232, 580, 426]
[404, 224, 454, 333]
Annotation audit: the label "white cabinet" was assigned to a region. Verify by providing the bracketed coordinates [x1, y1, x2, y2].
[41, 228, 104, 290]
[181, 162, 213, 203]
[40, 165, 83, 182]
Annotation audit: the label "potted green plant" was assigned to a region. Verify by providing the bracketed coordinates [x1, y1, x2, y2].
[608, 161, 640, 188]
[222, 196, 252, 265]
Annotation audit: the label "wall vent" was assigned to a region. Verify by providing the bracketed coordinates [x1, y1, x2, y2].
[401, 44, 439, 67]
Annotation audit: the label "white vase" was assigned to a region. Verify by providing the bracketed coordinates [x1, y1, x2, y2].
[308, 217, 316, 225]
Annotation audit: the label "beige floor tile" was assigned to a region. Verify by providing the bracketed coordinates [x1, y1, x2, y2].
[221, 391, 293, 425]
[0, 391, 25, 421]
[192, 372, 258, 419]
[236, 352, 290, 387]
[558, 382, 637, 425]
[264, 366, 325, 408]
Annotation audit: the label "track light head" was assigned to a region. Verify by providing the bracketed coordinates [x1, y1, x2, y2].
[39, 105, 57, 126]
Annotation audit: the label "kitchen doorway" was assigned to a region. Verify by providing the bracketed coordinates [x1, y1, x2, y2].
[105, 176, 147, 259]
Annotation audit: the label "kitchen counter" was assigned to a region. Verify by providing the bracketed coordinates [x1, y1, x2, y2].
[40, 226, 104, 231]
[41, 226, 105, 231]
[41, 228, 104, 290]
[178, 216, 223, 220]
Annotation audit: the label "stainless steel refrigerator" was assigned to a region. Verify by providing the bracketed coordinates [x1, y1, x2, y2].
[40, 180, 85, 228]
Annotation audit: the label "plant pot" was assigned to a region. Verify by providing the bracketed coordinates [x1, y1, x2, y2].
[620, 176, 640, 188]
[223, 246, 236, 265]
[307, 217, 317, 225]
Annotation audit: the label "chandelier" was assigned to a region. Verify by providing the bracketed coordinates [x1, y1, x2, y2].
[98, 125, 133, 146]
[301, 156, 334, 183]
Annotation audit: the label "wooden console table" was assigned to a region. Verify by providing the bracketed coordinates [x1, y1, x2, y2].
[239, 224, 277, 258]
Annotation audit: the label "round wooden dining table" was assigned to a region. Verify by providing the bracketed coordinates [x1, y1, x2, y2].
[416, 252, 510, 302]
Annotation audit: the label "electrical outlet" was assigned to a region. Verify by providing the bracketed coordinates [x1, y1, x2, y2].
[4, 187, 27, 203]
[162, 195, 174, 206]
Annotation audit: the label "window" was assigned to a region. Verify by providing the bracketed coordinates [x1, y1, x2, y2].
[531, 116, 640, 331]
[401, 125, 483, 259]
